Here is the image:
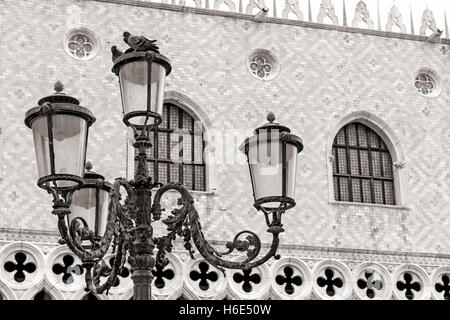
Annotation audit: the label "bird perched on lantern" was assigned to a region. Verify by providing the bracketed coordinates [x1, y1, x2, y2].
[122, 31, 160, 53]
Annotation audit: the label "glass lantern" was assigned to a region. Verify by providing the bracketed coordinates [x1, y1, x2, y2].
[68, 167, 112, 238]
[24, 82, 96, 191]
[240, 113, 303, 211]
[112, 51, 171, 129]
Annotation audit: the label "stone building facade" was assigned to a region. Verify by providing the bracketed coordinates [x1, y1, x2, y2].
[0, 0, 450, 300]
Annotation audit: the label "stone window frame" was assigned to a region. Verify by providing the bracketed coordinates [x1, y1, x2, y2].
[246, 49, 281, 81]
[412, 67, 443, 99]
[326, 111, 409, 208]
[126, 91, 217, 194]
[63, 27, 99, 61]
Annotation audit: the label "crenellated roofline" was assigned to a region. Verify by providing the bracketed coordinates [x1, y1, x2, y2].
[91, 0, 450, 45]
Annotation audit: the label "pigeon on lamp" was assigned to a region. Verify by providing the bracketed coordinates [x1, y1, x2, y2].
[122, 31, 160, 53]
[111, 45, 124, 62]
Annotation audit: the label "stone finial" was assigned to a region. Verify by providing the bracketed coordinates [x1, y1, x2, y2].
[444, 12, 449, 39]
[54, 81, 64, 93]
[273, 0, 277, 17]
[85, 161, 93, 171]
[352, 1, 374, 29]
[317, 0, 339, 25]
[282, 0, 303, 21]
[214, 0, 236, 12]
[410, 6, 415, 34]
[308, 0, 312, 22]
[267, 112, 275, 123]
[386, 4, 406, 33]
[246, 0, 267, 14]
[342, 0, 347, 26]
[377, 1, 381, 31]
[420, 8, 438, 36]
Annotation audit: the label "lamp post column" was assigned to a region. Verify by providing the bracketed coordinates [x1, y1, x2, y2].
[129, 136, 156, 300]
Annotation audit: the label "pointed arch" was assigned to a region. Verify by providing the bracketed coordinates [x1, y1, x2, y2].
[0, 281, 17, 300]
[326, 111, 408, 206]
[22, 278, 65, 300]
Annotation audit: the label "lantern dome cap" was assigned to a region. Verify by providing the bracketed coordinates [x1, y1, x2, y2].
[82, 161, 112, 190]
[24, 81, 96, 128]
[253, 112, 291, 134]
[240, 112, 304, 154]
[111, 51, 172, 76]
[37, 81, 80, 106]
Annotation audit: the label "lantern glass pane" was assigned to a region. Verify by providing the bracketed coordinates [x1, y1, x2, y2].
[119, 60, 166, 126]
[248, 139, 283, 205]
[69, 187, 109, 236]
[285, 143, 298, 198]
[32, 114, 87, 188]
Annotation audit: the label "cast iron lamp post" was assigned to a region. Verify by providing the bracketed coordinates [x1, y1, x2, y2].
[24, 33, 303, 300]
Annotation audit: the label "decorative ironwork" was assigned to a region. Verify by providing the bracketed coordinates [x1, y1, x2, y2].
[26, 34, 300, 300]
[332, 122, 395, 205]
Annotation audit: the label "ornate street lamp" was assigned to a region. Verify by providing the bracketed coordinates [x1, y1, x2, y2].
[24, 33, 304, 300]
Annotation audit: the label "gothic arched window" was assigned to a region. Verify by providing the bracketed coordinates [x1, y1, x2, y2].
[136, 103, 206, 191]
[332, 122, 395, 205]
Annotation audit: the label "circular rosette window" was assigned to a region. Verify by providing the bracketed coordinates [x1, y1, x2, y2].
[392, 265, 431, 300]
[353, 262, 392, 300]
[247, 49, 280, 81]
[151, 253, 184, 299]
[413, 68, 442, 98]
[185, 255, 227, 299]
[46, 246, 85, 291]
[95, 254, 132, 294]
[0, 243, 44, 290]
[227, 257, 270, 300]
[431, 267, 450, 300]
[312, 260, 353, 300]
[63, 27, 99, 60]
[270, 258, 312, 299]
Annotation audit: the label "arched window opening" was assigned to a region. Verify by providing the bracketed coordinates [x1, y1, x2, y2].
[33, 289, 53, 300]
[332, 122, 395, 205]
[136, 103, 206, 191]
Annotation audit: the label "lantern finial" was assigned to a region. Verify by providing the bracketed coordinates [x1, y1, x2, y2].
[54, 81, 64, 94]
[267, 112, 275, 123]
[85, 161, 93, 171]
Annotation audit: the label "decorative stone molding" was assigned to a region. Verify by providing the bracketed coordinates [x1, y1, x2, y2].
[353, 262, 393, 300]
[386, 5, 406, 33]
[185, 254, 227, 299]
[431, 266, 450, 300]
[392, 265, 431, 300]
[312, 260, 353, 300]
[317, 0, 338, 25]
[270, 258, 312, 300]
[420, 8, 438, 36]
[0, 241, 450, 299]
[352, 1, 374, 29]
[282, 0, 303, 21]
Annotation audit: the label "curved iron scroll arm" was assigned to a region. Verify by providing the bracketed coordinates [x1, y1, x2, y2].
[52, 178, 136, 294]
[151, 182, 284, 272]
